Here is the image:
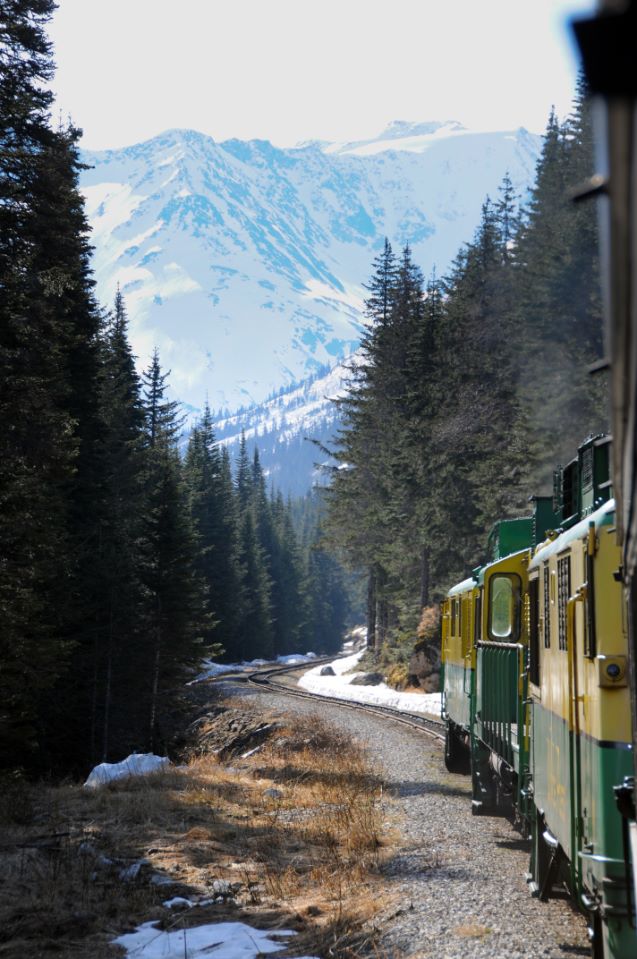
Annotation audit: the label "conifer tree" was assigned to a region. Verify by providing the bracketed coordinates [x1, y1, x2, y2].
[0, 1, 104, 765]
[515, 92, 606, 476]
[185, 406, 244, 658]
[140, 350, 207, 749]
[238, 510, 274, 660]
[90, 291, 147, 760]
[267, 493, 307, 654]
[235, 432, 253, 512]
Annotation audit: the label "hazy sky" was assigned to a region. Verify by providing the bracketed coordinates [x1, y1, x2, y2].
[49, 0, 595, 150]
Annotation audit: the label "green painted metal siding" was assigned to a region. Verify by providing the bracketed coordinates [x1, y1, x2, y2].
[488, 517, 534, 561]
[475, 642, 524, 771]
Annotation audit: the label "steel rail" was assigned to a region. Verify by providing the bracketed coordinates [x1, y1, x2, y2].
[245, 660, 446, 744]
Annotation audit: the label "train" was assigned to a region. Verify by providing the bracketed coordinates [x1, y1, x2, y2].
[441, 434, 636, 958]
[439, 5, 637, 956]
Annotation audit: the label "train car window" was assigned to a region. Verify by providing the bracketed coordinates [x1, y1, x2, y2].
[543, 563, 550, 648]
[488, 574, 521, 642]
[557, 555, 571, 651]
[451, 599, 456, 636]
[457, 598, 462, 638]
[529, 577, 540, 685]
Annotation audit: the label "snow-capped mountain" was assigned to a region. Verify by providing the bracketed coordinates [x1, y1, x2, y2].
[212, 359, 355, 495]
[81, 120, 541, 413]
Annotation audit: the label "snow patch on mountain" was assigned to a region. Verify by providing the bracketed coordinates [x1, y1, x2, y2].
[209, 359, 356, 495]
[81, 121, 541, 411]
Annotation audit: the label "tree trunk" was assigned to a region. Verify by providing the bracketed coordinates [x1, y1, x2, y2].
[375, 567, 387, 653]
[102, 594, 114, 762]
[420, 546, 430, 609]
[149, 597, 161, 752]
[376, 599, 389, 652]
[366, 566, 376, 649]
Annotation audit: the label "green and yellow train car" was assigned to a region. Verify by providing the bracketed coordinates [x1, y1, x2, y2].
[527, 496, 635, 958]
[471, 545, 532, 816]
[442, 515, 538, 786]
[441, 576, 477, 771]
[441, 435, 636, 956]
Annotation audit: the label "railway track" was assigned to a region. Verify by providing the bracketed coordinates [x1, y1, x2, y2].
[244, 657, 446, 745]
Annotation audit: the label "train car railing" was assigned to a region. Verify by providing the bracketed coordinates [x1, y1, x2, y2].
[475, 640, 525, 767]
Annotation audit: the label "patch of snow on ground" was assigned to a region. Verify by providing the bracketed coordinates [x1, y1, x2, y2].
[163, 896, 193, 909]
[191, 660, 243, 682]
[298, 650, 442, 717]
[276, 652, 317, 665]
[191, 653, 318, 683]
[84, 753, 171, 788]
[113, 920, 318, 958]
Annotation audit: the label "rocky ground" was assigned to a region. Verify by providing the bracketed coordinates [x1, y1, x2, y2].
[236, 676, 591, 959]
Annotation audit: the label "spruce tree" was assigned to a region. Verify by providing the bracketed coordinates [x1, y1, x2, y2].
[140, 350, 207, 750]
[0, 1, 103, 766]
[237, 510, 274, 660]
[185, 405, 244, 659]
[91, 291, 147, 760]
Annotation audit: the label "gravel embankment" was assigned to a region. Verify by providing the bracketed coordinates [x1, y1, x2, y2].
[225, 678, 590, 959]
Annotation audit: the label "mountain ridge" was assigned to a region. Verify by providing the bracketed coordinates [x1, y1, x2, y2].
[80, 120, 542, 413]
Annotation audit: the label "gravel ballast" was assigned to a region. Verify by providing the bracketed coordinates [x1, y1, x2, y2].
[229, 679, 590, 959]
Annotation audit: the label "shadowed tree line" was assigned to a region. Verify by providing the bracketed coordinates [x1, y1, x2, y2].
[0, 1, 350, 774]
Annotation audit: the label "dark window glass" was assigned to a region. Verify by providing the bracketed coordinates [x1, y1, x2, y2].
[475, 593, 482, 643]
[529, 578, 540, 685]
[558, 555, 571, 651]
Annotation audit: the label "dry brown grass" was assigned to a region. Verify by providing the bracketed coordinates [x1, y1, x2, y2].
[0, 705, 392, 958]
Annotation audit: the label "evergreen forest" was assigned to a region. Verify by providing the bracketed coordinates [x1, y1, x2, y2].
[0, 2, 607, 775]
[325, 83, 607, 650]
[0, 1, 349, 774]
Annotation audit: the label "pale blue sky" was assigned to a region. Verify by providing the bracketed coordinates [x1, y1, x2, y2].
[49, 0, 596, 150]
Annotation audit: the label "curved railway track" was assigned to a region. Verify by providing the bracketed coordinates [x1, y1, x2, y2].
[244, 658, 446, 745]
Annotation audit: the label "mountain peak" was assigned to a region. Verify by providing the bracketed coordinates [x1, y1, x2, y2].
[377, 119, 465, 140]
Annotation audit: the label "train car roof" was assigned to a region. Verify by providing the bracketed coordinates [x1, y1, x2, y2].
[529, 498, 616, 570]
[481, 547, 531, 576]
[447, 576, 477, 598]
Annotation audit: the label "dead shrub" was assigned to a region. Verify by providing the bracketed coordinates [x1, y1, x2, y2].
[386, 662, 410, 690]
